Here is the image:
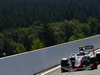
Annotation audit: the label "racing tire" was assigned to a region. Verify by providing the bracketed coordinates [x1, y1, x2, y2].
[61, 59, 69, 72]
[61, 69, 69, 73]
[96, 53, 100, 64]
[61, 68, 65, 72]
[90, 57, 97, 69]
[61, 59, 69, 67]
[61, 67, 70, 73]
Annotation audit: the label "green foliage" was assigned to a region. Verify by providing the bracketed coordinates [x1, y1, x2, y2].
[81, 23, 91, 36]
[0, 33, 4, 49]
[3, 39, 17, 56]
[69, 33, 86, 41]
[0, 33, 5, 57]
[69, 36, 77, 41]
[88, 17, 99, 35]
[16, 43, 26, 53]
[51, 22, 67, 44]
[78, 33, 86, 39]
[0, 0, 100, 31]
[31, 38, 45, 50]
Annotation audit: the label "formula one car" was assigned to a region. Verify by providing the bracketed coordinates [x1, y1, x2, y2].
[61, 45, 100, 72]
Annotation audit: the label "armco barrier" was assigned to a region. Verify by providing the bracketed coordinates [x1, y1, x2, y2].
[0, 35, 100, 75]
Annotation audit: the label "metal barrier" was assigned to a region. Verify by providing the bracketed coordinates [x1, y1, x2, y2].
[0, 35, 100, 75]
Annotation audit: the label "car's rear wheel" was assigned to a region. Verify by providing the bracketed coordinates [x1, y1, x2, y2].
[90, 57, 97, 69]
[96, 53, 100, 64]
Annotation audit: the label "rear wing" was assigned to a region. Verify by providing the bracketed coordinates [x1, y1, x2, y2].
[79, 45, 95, 54]
[84, 45, 95, 54]
[84, 45, 94, 49]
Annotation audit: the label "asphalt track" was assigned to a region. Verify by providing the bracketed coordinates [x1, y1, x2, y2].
[40, 65, 100, 75]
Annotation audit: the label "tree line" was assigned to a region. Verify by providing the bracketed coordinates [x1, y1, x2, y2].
[0, 0, 100, 31]
[0, 17, 100, 57]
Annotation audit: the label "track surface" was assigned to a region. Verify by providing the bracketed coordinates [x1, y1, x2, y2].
[44, 65, 100, 75]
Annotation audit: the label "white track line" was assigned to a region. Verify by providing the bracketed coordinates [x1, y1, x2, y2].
[41, 65, 61, 75]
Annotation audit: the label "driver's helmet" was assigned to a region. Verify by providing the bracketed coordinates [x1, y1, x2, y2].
[79, 46, 85, 55]
[79, 46, 84, 51]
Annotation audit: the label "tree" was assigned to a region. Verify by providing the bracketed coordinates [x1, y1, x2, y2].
[77, 33, 86, 39]
[16, 43, 26, 53]
[0, 33, 5, 57]
[88, 17, 99, 35]
[3, 39, 17, 56]
[81, 23, 91, 36]
[31, 38, 45, 50]
[41, 24, 56, 46]
[51, 22, 67, 44]
[69, 35, 77, 41]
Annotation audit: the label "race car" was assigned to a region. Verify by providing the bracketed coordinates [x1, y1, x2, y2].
[61, 45, 100, 72]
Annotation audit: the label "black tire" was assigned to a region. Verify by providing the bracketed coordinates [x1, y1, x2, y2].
[61, 67, 69, 73]
[90, 57, 97, 69]
[61, 68, 65, 73]
[61, 69, 69, 73]
[61, 59, 70, 72]
[96, 53, 100, 64]
[61, 60, 69, 67]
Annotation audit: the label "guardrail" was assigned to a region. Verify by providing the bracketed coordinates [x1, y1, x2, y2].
[0, 35, 100, 75]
